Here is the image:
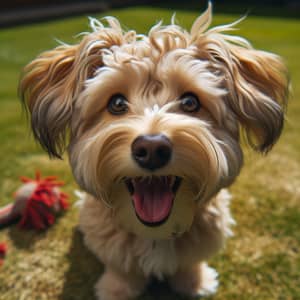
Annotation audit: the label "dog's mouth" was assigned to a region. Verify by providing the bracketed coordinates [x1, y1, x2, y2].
[124, 176, 182, 227]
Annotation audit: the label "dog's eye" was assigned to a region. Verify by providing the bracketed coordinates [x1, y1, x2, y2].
[180, 93, 201, 113]
[108, 94, 128, 115]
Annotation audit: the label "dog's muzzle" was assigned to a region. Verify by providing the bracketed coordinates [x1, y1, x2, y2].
[129, 134, 177, 226]
[111, 133, 195, 238]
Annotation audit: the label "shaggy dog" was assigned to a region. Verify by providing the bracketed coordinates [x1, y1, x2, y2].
[20, 3, 289, 300]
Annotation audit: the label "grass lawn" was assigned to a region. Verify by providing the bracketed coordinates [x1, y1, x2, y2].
[0, 5, 300, 300]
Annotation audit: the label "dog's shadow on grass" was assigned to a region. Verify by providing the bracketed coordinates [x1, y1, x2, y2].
[8, 225, 48, 249]
[59, 228, 103, 300]
[141, 280, 189, 300]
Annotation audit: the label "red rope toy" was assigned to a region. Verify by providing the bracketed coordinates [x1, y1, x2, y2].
[0, 172, 69, 230]
[0, 172, 69, 266]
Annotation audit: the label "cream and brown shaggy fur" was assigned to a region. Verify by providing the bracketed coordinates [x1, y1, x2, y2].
[20, 3, 289, 300]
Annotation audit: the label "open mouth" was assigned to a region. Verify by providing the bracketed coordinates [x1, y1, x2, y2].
[124, 176, 182, 227]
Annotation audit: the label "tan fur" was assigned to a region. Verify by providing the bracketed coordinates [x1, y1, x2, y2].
[20, 3, 289, 299]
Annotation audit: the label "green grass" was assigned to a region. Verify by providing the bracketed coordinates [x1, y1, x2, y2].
[0, 6, 300, 300]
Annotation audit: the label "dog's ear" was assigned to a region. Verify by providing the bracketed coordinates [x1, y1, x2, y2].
[19, 18, 124, 158]
[221, 44, 289, 153]
[191, 6, 289, 153]
[20, 44, 80, 158]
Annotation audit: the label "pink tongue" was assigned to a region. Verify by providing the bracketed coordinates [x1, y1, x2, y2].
[132, 177, 173, 223]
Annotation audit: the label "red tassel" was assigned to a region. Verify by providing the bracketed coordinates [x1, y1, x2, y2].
[18, 172, 69, 230]
[0, 172, 69, 230]
[0, 242, 7, 267]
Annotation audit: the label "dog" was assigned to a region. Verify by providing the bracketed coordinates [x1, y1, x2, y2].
[19, 3, 289, 300]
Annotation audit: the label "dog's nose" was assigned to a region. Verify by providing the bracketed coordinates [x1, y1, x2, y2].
[131, 134, 172, 171]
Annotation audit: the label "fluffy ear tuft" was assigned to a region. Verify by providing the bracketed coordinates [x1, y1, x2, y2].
[196, 28, 289, 153]
[19, 19, 125, 158]
[20, 44, 79, 158]
[228, 46, 289, 153]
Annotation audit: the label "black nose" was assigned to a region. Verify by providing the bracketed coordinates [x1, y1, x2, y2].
[131, 134, 172, 171]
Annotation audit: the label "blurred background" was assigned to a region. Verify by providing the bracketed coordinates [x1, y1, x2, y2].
[1, 0, 300, 28]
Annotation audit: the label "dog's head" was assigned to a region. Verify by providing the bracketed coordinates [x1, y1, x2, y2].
[20, 4, 289, 238]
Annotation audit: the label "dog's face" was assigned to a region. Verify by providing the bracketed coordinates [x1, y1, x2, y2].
[20, 4, 288, 238]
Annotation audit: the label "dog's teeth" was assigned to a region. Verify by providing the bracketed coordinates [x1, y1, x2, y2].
[124, 177, 135, 195]
[131, 178, 136, 189]
[170, 176, 175, 187]
[127, 176, 180, 190]
[164, 176, 168, 185]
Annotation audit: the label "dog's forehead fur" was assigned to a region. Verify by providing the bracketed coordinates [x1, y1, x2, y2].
[81, 17, 228, 118]
[76, 8, 248, 117]
[83, 47, 225, 114]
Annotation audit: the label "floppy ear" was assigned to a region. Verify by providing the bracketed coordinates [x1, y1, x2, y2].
[192, 7, 289, 153]
[19, 18, 124, 158]
[20, 44, 80, 158]
[221, 44, 289, 153]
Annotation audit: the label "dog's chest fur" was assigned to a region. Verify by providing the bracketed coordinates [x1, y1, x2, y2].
[79, 190, 233, 279]
[137, 239, 178, 279]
